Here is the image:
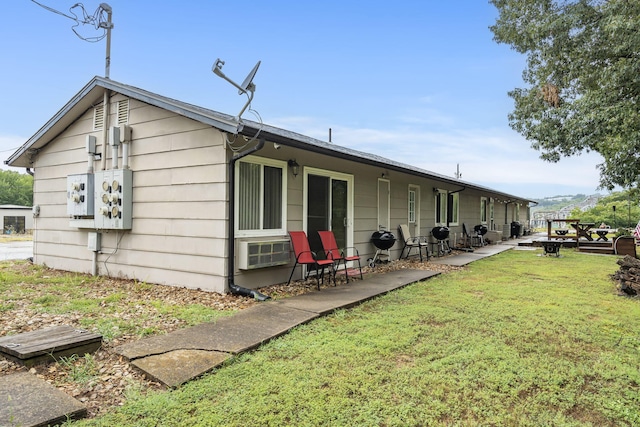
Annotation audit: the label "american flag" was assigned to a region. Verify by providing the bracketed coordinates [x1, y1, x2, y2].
[634, 220, 640, 239]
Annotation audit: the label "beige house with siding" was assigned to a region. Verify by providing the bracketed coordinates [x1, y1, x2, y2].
[6, 76, 532, 295]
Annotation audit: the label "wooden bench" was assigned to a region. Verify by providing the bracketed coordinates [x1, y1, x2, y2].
[0, 325, 102, 366]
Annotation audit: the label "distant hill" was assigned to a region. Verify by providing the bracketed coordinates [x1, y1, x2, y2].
[531, 194, 600, 213]
[530, 194, 604, 228]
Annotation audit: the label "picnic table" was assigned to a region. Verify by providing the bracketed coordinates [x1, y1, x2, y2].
[594, 228, 617, 242]
[571, 222, 595, 241]
[547, 218, 580, 240]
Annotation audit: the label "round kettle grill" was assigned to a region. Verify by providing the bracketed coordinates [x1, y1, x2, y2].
[473, 224, 488, 246]
[431, 226, 450, 241]
[371, 231, 396, 250]
[431, 226, 452, 257]
[369, 230, 396, 267]
[474, 224, 488, 236]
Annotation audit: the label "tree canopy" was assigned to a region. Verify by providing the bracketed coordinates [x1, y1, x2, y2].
[490, 0, 640, 191]
[569, 189, 640, 229]
[0, 170, 33, 206]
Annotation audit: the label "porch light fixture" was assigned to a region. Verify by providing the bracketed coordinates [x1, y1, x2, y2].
[288, 159, 300, 178]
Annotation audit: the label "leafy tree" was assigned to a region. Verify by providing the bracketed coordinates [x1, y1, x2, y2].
[0, 170, 33, 206]
[490, 0, 640, 191]
[569, 190, 640, 229]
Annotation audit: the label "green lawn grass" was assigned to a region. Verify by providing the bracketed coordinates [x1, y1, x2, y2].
[72, 249, 640, 426]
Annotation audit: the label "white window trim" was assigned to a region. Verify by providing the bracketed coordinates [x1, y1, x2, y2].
[489, 198, 495, 223]
[375, 178, 391, 232]
[448, 192, 460, 226]
[235, 155, 288, 238]
[408, 186, 417, 224]
[480, 197, 488, 224]
[303, 166, 355, 250]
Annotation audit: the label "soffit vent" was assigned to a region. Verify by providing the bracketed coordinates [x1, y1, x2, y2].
[93, 105, 104, 130]
[117, 99, 129, 125]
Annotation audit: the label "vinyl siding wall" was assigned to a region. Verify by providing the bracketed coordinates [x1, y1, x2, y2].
[32, 94, 228, 292]
[29, 93, 530, 293]
[239, 145, 530, 288]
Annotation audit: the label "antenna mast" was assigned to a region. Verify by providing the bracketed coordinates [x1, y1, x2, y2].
[212, 58, 261, 127]
[99, 3, 114, 78]
[455, 164, 462, 179]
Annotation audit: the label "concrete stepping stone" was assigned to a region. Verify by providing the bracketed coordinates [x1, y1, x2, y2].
[131, 349, 231, 388]
[0, 371, 86, 427]
[117, 304, 319, 359]
[118, 304, 319, 387]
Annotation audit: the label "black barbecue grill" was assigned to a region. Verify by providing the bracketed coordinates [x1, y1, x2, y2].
[431, 226, 451, 256]
[474, 225, 488, 235]
[431, 226, 450, 241]
[473, 224, 488, 246]
[369, 230, 396, 267]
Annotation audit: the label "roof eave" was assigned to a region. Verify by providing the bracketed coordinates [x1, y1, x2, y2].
[240, 124, 535, 204]
[6, 76, 240, 168]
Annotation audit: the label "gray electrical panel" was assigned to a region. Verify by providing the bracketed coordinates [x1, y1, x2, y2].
[94, 169, 133, 230]
[67, 173, 95, 217]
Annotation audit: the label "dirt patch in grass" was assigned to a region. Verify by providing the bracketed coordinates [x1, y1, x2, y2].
[0, 256, 462, 419]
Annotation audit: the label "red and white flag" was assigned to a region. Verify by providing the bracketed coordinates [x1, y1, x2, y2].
[634, 220, 640, 239]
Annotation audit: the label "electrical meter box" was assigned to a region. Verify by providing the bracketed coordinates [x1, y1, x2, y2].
[67, 173, 95, 217]
[94, 169, 133, 230]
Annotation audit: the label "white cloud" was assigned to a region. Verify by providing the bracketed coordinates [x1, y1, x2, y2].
[271, 116, 604, 199]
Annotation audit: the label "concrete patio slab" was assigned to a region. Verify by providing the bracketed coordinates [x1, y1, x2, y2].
[132, 349, 231, 388]
[471, 244, 512, 256]
[0, 372, 86, 427]
[431, 253, 484, 266]
[276, 270, 439, 315]
[116, 303, 320, 360]
[431, 244, 513, 266]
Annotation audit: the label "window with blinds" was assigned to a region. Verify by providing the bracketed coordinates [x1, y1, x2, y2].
[237, 158, 285, 235]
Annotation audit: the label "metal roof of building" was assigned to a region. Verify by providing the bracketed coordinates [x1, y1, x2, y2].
[6, 76, 533, 204]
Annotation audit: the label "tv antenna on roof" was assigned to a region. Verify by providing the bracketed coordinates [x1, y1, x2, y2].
[212, 58, 261, 127]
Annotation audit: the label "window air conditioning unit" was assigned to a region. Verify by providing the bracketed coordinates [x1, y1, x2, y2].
[237, 240, 290, 270]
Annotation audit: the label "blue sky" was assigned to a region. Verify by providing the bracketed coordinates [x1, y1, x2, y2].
[0, 0, 605, 199]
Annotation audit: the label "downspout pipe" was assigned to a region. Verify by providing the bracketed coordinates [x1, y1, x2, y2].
[227, 137, 271, 301]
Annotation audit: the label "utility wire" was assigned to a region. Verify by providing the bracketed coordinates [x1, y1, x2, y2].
[0, 146, 21, 153]
[30, 1, 109, 42]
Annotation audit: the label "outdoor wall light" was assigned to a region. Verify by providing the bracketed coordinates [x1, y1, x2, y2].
[288, 159, 300, 178]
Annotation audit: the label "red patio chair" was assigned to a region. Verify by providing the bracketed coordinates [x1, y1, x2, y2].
[318, 230, 363, 283]
[287, 231, 335, 289]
